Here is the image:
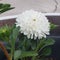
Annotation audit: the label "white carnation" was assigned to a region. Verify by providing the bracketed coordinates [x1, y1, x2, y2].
[16, 10, 50, 39]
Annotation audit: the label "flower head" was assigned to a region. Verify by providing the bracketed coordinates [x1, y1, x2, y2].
[16, 10, 50, 39]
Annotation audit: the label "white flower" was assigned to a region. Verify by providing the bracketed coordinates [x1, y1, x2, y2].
[16, 10, 50, 39]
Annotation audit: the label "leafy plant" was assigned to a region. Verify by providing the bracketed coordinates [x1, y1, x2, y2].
[0, 25, 13, 41]
[0, 10, 57, 60]
[0, 23, 56, 60]
[0, 3, 14, 14]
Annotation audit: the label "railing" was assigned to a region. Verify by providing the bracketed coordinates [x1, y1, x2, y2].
[0, 13, 60, 20]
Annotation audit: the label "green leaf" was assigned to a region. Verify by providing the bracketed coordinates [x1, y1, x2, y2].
[10, 27, 19, 50]
[35, 38, 46, 52]
[40, 38, 55, 52]
[10, 26, 20, 44]
[10, 27, 20, 59]
[45, 38, 55, 46]
[40, 47, 51, 56]
[0, 7, 14, 14]
[14, 50, 38, 59]
[35, 38, 55, 52]
[50, 23, 57, 30]
[1, 4, 11, 8]
[14, 50, 21, 60]
[31, 39, 37, 50]
[20, 51, 38, 58]
[0, 3, 14, 14]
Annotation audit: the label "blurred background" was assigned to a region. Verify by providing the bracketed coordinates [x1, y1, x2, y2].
[0, 0, 60, 17]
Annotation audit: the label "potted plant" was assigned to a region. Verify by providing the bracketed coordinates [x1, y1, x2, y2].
[0, 10, 57, 60]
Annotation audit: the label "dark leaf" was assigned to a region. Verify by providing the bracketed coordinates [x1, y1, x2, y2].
[10, 27, 20, 46]
[45, 38, 55, 46]
[40, 47, 51, 56]
[20, 51, 38, 58]
[14, 50, 38, 59]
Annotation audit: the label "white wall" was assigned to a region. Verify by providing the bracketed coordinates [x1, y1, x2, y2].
[0, 0, 60, 17]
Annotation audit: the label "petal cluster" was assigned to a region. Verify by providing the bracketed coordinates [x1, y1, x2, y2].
[16, 10, 50, 39]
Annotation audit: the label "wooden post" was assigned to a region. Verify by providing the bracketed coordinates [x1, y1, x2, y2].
[0, 42, 11, 60]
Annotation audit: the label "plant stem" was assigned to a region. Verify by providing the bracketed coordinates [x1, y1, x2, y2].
[0, 42, 11, 60]
[32, 40, 41, 60]
[10, 48, 13, 60]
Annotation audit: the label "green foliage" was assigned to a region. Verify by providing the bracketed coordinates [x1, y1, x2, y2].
[9, 26, 20, 49]
[30, 39, 37, 50]
[20, 51, 38, 58]
[50, 23, 58, 30]
[14, 50, 38, 60]
[34, 38, 55, 52]
[9, 26, 20, 59]
[15, 36, 55, 60]
[10, 26, 20, 43]
[0, 3, 14, 14]
[44, 38, 55, 46]
[0, 23, 55, 60]
[31, 38, 55, 60]
[40, 47, 51, 56]
[37, 38, 55, 51]
[0, 25, 13, 41]
[14, 50, 21, 60]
